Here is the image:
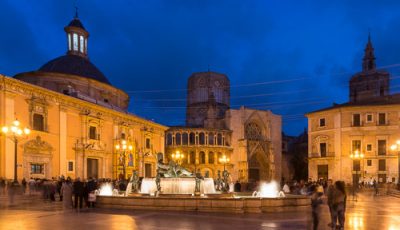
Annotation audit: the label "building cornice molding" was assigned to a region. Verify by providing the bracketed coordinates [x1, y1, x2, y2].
[1, 75, 168, 131]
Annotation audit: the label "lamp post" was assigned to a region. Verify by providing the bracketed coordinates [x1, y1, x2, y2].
[1, 119, 30, 185]
[115, 140, 133, 180]
[219, 155, 230, 172]
[171, 150, 184, 165]
[390, 140, 400, 190]
[350, 150, 364, 200]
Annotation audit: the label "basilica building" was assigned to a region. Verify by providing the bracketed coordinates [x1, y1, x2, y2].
[307, 36, 400, 184]
[0, 14, 167, 181]
[165, 72, 282, 183]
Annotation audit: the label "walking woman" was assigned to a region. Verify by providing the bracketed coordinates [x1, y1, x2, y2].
[332, 181, 347, 229]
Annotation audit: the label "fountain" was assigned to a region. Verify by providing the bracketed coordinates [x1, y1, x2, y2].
[99, 183, 113, 196]
[97, 155, 310, 213]
[252, 181, 286, 198]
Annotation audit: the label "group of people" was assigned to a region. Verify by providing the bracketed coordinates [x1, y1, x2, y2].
[1, 176, 102, 210]
[311, 180, 347, 230]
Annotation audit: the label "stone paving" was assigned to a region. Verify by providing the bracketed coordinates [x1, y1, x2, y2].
[0, 191, 399, 230]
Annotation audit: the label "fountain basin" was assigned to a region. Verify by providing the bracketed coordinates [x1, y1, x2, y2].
[96, 195, 310, 213]
[140, 177, 216, 195]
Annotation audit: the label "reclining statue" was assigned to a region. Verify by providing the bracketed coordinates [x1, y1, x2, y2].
[156, 153, 194, 178]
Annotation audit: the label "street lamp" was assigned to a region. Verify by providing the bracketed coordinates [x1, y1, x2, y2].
[115, 140, 133, 180]
[219, 155, 230, 171]
[350, 150, 364, 199]
[171, 150, 184, 165]
[390, 140, 400, 190]
[1, 119, 30, 185]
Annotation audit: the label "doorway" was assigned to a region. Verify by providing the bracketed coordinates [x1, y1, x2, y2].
[145, 163, 152, 177]
[87, 158, 99, 179]
[317, 164, 328, 180]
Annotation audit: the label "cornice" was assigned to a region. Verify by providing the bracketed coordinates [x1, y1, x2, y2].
[1, 75, 168, 131]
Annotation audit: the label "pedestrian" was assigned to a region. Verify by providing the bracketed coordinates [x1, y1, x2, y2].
[234, 181, 241, 192]
[73, 177, 84, 210]
[21, 178, 27, 194]
[310, 185, 323, 230]
[87, 178, 97, 208]
[61, 178, 73, 209]
[283, 183, 290, 193]
[373, 179, 378, 195]
[57, 178, 63, 201]
[28, 178, 36, 195]
[326, 179, 335, 228]
[331, 181, 347, 230]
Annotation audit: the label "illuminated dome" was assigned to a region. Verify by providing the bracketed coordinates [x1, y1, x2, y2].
[14, 13, 129, 110]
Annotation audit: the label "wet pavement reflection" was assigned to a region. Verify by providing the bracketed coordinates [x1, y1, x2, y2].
[0, 190, 399, 230]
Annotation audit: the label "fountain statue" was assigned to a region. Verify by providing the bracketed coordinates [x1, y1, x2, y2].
[138, 153, 216, 195]
[221, 170, 230, 192]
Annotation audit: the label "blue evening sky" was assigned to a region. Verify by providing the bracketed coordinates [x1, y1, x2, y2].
[2, 0, 400, 135]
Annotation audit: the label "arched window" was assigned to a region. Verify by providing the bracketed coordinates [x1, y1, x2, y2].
[245, 122, 263, 140]
[208, 152, 214, 164]
[73, 33, 78, 51]
[217, 133, 223, 145]
[200, 152, 206, 164]
[190, 151, 196, 164]
[175, 133, 181, 145]
[182, 133, 188, 145]
[189, 132, 195, 145]
[166, 133, 173, 146]
[199, 132, 205, 145]
[208, 132, 214, 145]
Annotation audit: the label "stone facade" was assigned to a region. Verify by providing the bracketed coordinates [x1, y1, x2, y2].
[307, 36, 400, 184]
[0, 75, 166, 180]
[167, 71, 282, 183]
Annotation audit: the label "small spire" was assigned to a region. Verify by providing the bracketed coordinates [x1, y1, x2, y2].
[362, 32, 376, 72]
[75, 6, 79, 18]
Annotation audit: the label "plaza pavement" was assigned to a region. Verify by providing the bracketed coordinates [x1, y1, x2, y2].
[0, 190, 399, 230]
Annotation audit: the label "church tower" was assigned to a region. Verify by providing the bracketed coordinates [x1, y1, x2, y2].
[349, 35, 390, 103]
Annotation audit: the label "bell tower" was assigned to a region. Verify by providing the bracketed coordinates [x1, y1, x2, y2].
[349, 34, 390, 103]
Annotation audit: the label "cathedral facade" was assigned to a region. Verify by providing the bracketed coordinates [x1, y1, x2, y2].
[0, 15, 167, 181]
[166, 72, 282, 183]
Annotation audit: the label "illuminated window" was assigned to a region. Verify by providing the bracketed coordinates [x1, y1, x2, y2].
[200, 152, 206, 164]
[353, 114, 361, 126]
[85, 38, 87, 53]
[33, 113, 44, 131]
[208, 152, 214, 164]
[80, 35, 84, 53]
[320, 143, 327, 157]
[31, 164, 44, 174]
[89, 126, 97, 140]
[68, 161, 74, 172]
[319, 118, 326, 127]
[146, 138, 151, 149]
[68, 33, 71, 50]
[378, 140, 386, 155]
[73, 33, 78, 51]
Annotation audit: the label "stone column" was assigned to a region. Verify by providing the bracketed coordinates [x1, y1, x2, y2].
[59, 106, 67, 176]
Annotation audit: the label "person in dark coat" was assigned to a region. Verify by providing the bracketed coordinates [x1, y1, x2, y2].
[234, 181, 241, 192]
[73, 177, 84, 209]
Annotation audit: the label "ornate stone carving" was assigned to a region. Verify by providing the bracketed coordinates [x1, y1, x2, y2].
[24, 136, 53, 155]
